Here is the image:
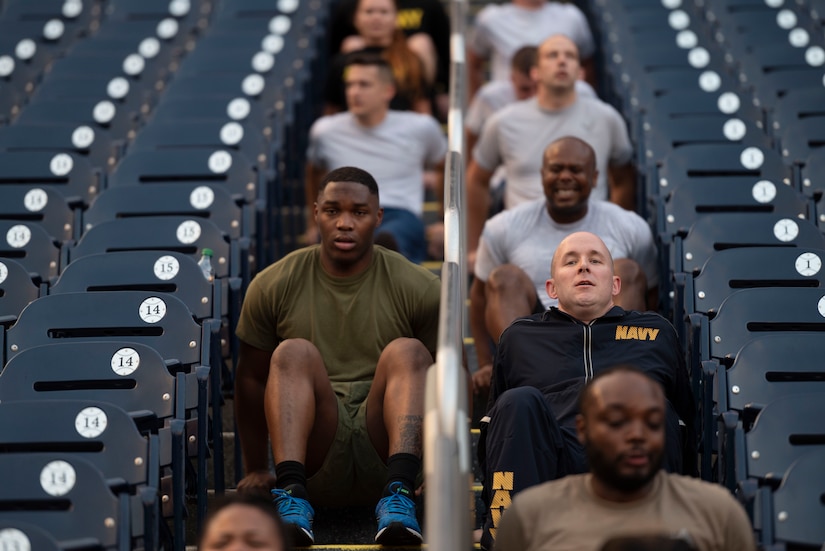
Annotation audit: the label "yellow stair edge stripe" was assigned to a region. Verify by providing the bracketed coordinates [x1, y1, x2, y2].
[421, 260, 441, 271]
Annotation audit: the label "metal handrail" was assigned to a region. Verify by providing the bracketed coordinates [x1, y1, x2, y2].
[424, 0, 472, 548]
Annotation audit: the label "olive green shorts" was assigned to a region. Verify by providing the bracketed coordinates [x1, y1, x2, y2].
[306, 380, 388, 506]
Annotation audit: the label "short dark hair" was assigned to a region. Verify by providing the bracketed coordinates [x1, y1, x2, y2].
[345, 52, 395, 84]
[198, 493, 291, 549]
[577, 364, 660, 415]
[319, 166, 380, 197]
[511, 45, 537, 74]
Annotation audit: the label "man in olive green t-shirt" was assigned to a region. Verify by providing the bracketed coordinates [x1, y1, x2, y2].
[233, 166, 441, 547]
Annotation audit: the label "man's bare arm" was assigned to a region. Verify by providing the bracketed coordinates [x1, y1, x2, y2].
[235, 340, 277, 492]
[608, 162, 637, 211]
[466, 160, 495, 269]
[469, 277, 495, 393]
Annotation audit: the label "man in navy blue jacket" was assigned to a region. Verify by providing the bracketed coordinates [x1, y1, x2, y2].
[479, 231, 695, 550]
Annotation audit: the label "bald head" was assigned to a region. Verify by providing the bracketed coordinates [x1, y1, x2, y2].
[550, 231, 614, 278]
[538, 34, 580, 62]
[543, 136, 597, 178]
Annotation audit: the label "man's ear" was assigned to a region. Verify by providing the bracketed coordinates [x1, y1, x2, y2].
[546, 278, 558, 299]
[611, 274, 621, 297]
[575, 414, 586, 445]
[375, 207, 384, 227]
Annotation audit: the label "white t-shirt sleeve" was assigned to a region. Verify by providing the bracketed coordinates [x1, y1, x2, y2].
[568, 6, 596, 60]
[466, 93, 489, 136]
[469, 7, 494, 57]
[423, 117, 448, 165]
[474, 215, 509, 282]
[605, 105, 634, 167]
[472, 110, 503, 171]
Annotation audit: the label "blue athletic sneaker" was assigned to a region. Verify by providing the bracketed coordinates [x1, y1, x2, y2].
[374, 481, 422, 545]
[272, 488, 315, 546]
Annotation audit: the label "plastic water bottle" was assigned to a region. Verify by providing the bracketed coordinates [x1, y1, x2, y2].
[198, 248, 215, 282]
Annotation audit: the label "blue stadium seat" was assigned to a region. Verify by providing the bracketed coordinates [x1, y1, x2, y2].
[0, 150, 100, 207]
[0, 519, 65, 551]
[0, 257, 40, 326]
[0, 219, 61, 283]
[0, 184, 77, 242]
[0, 453, 141, 550]
[0, 400, 162, 550]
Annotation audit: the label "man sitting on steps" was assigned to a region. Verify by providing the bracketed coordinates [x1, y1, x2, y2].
[234, 166, 441, 546]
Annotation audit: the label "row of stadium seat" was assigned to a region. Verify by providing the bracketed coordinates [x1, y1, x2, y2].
[590, 1, 825, 548]
[0, 0, 328, 548]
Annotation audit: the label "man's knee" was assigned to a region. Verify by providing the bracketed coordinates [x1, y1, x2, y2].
[379, 337, 433, 371]
[486, 264, 534, 300]
[270, 338, 322, 374]
[490, 387, 546, 420]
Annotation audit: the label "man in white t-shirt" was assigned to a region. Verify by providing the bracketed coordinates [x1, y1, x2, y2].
[469, 137, 656, 394]
[466, 35, 636, 271]
[467, 0, 594, 97]
[304, 54, 447, 263]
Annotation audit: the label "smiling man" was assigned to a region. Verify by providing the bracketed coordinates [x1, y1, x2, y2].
[234, 166, 440, 546]
[476, 231, 694, 550]
[469, 137, 657, 394]
[466, 34, 635, 269]
[493, 366, 755, 551]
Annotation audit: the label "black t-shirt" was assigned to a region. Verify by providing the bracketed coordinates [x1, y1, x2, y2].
[327, 0, 450, 92]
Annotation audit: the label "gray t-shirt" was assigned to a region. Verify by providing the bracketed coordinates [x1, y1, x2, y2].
[466, 80, 597, 136]
[475, 198, 658, 308]
[307, 111, 447, 216]
[470, 2, 595, 83]
[473, 96, 633, 205]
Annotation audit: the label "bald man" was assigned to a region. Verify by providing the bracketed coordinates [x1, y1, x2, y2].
[494, 366, 754, 551]
[477, 232, 694, 550]
[470, 136, 657, 394]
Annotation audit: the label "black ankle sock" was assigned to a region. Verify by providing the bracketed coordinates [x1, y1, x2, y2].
[275, 461, 308, 499]
[384, 453, 420, 496]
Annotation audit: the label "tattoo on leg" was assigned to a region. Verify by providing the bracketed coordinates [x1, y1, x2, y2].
[396, 415, 423, 455]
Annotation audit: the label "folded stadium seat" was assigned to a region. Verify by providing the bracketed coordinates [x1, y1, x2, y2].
[51, 249, 229, 483]
[758, 448, 825, 549]
[0, 340, 204, 550]
[14, 97, 140, 161]
[0, 184, 77, 242]
[708, 333, 825, 489]
[0, 400, 162, 550]
[0, 219, 61, 283]
[800, 148, 825, 197]
[0, 519, 65, 551]
[776, 116, 825, 164]
[0, 452, 144, 550]
[2, 290, 212, 540]
[641, 114, 772, 169]
[769, 86, 825, 136]
[0, 150, 101, 207]
[102, 0, 207, 36]
[728, 393, 825, 546]
[0, 257, 41, 327]
[127, 119, 271, 170]
[686, 287, 825, 477]
[653, 143, 793, 204]
[108, 148, 263, 207]
[83, 183, 248, 242]
[0, 122, 118, 178]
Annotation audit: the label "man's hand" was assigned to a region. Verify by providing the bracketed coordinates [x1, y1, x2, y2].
[237, 470, 278, 497]
[472, 363, 493, 395]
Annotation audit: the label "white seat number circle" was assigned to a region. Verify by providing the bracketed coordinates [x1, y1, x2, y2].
[208, 150, 232, 174]
[191, 186, 215, 209]
[0, 262, 7, 285]
[7, 225, 31, 248]
[176, 219, 202, 244]
[227, 98, 251, 120]
[752, 180, 776, 203]
[139, 297, 167, 323]
[112, 346, 141, 375]
[242, 73, 265, 96]
[723, 118, 746, 141]
[773, 218, 799, 242]
[40, 460, 76, 496]
[0, 528, 30, 551]
[717, 92, 740, 114]
[93, 100, 117, 124]
[220, 122, 244, 146]
[50, 153, 74, 176]
[698, 71, 721, 91]
[154, 255, 180, 280]
[740, 147, 765, 169]
[107, 77, 130, 99]
[269, 15, 292, 35]
[24, 189, 48, 212]
[263, 34, 285, 54]
[72, 125, 95, 148]
[75, 407, 108, 438]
